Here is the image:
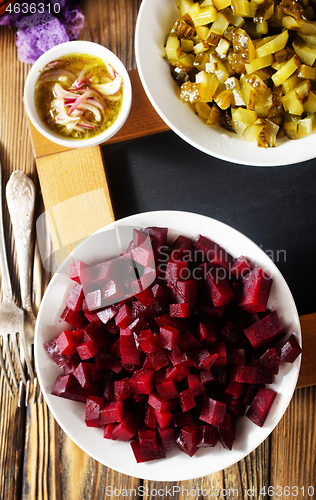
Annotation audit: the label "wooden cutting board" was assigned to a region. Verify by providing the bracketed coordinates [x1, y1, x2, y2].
[28, 68, 316, 390]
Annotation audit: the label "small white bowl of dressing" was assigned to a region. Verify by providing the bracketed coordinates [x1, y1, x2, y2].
[24, 40, 132, 148]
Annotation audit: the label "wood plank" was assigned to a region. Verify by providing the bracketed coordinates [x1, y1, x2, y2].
[35, 146, 115, 266]
[270, 386, 316, 495]
[143, 440, 270, 499]
[27, 70, 169, 160]
[296, 312, 316, 389]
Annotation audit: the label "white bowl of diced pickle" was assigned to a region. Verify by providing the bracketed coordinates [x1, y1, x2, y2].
[135, 0, 316, 166]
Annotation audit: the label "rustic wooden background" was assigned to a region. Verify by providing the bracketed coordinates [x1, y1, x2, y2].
[0, 0, 315, 498]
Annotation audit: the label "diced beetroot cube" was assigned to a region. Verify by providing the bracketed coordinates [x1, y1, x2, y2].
[114, 379, 133, 400]
[228, 348, 246, 365]
[200, 370, 215, 384]
[76, 340, 98, 360]
[173, 410, 194, 428]
[155, 313, 182, 330]
[137, 329, 158, 354]
[157, 426, 175, 450]
[133, 228, 148, 247]
[63, 351, 81, 374]
[210, 342, 227, 366]
[241, 384, 262, 406]
[73, 362, 93, 388]
[130, 438, 166, 463]
[175, 280, 197, 304]
[176, 423, 199, 457]
[165, 365, 190, 382]
[97, 305, 118, 325]
[194, 234, 218, 261]
[246, 387, 277, 427]
[166, 261, 188, 284]
[169, 303, 190, 318]
[169, 346, 192, 370]
[178, 388, 196, 412]
[80, 261, 112, 286]
[151, 283, 168, 306]
[156, 380, 178, 400]
[239, 268, 273, 313]
[84, 290, 102, 312]
[205, 270, 233, 307]
[279, 334, 302, 363]
[144, 226, 168, 250]
[138, 426, 158, 450]
[100, 401, 125, 425]
[135, 288, 154, 308]
[154, 410, 173, 428]
[224, 380, 244, 398]
[102, 280, 123, 305]
[186, 373, 205, 396]
[115, 304, 133, 329]
[84, 322, 110, 350]
[103, 423, 117, 440]
[198, 322, 217, 345]
[84, 311, 102, 327]
[112, 412, 140, 441]
[251, 347, 280, 374]
[197, 349, 219, 371]
[132, 242, 154, 269]
[44, 339, 70, 367]
[66, 284, 84, 312]
[159, 325, 179, 350]
[60, 306, 83, 327]
[144, 404, 156, 428]
[85, 396, 104, 428]
[243, 311, 284, 350]
[126, 317, 149, 337]
[69, 261, 88, 283]
[130, 268, 156, 294]
[171, 234, 192, 253]
[230, 256, 251, 279]
[148, 392, 177, 413]
[129, 369, 155, 394]
[225, 395, 245, 418]
[200, 397, 227, 427]
[218, 413, 235, 450]
[147, 348, 170, 371]
[154, 367, 167, 385]
[197, 424, 217, 448]
[95, 351, 122, 374]
[56, 329, 84, 356]
[231, 365, 258, 384]
[52, 374, 102, 403]
[120, 329, 140, 365]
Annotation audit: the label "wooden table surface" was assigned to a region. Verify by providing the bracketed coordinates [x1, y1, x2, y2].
[0, 1, 316, 499]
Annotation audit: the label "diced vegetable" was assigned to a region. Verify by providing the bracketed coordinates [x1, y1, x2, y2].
[46, 227, 301, 463]
[164, 0, 316, 147]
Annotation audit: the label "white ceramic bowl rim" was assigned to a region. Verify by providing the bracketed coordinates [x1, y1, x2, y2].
[34, 210, 301, 481]
[135, 0, 316, 166]
[24, 40, 132, 148]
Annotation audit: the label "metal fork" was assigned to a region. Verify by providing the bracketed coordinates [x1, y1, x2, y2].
[6, 170, 37, 405]
[0, 166, 26, 396]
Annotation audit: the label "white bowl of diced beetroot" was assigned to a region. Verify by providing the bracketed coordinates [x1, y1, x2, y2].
[35, 211, 301, 481]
